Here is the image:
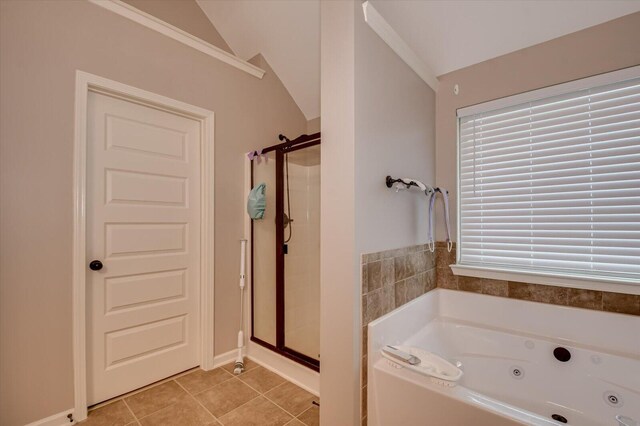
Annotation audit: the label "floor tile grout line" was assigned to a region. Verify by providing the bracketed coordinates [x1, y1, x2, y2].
[260, 388, 314, 420]
[174, 379, 223, 424]
[296, 406, 317, 426]
[122, 398, 138, 423]
[216, 394, 264, 423]
[235, 367, 315, 420]
[90, 366, 200, 412]
[213, 369, 296, 423]
[235, 372, 286, 398]
[178, 370, 236, 398]
[191, 375, 246, 401]
[128, 379, 190, 423]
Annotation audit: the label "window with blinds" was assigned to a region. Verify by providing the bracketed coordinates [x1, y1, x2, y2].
[458, 70, 640, 284]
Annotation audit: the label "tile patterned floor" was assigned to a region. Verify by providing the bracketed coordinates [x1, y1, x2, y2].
[80, 360, 319, 426]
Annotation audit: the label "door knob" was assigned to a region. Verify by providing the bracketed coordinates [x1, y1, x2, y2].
[89, 260, 103, 271]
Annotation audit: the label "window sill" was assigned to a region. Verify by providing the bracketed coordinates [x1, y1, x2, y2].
[450, 264, 640, 296]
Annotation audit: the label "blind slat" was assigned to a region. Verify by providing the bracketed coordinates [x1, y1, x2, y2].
[459, 75, 640, 282]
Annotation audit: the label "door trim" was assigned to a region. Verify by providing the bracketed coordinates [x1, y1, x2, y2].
[72, 70, 215, 421]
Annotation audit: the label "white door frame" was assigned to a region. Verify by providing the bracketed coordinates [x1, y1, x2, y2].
[72, 70, 215, 421]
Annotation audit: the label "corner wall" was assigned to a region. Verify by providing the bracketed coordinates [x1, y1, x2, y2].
[0, 1, 307, 424]
[320, 1, 436, 424]
[319, 2, 359, 424]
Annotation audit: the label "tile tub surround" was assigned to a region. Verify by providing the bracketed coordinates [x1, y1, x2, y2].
[436, 242, 640, 316]
[79, 360, 319, 426]
[360, 244, 437, 425]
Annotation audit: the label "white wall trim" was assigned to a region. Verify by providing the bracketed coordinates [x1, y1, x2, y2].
[247, 343, 320, 396]
[86, 0, 265, 79]
[72, 70, 215, 422]
[362, 1, 439, 92]
[25, 409, 75, 426]
[212, 348, 240, 369]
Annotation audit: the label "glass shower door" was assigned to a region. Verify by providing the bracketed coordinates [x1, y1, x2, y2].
[282, 144, 321, 363]
[250, 133, 320, 371]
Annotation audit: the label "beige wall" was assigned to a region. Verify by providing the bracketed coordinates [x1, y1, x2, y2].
[0, 1, 306, 424]
[307, 117, 321, 134]
[320, 1, 359, 425]
[320, 1, 436, 424]
[435, 12, 640, 242]
[354, 4, 435, 255]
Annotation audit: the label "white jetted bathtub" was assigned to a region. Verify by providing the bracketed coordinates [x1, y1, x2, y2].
[368, 289, 640, 426]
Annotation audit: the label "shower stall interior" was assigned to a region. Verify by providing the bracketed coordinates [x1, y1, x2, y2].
[250, 133, 321, 370]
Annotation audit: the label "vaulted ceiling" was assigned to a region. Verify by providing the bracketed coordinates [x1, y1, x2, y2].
[197, 0, 320, 119]
[197, 0, 640, 120]
[370, 0, 640, 77]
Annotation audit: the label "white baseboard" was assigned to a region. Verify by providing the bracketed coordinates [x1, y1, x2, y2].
[212, 348, 239, 369]
[25, 409, 75, 426]
[247, 341, 320, 396]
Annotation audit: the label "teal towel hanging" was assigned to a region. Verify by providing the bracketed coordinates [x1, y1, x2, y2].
[247, 183, 266, 220]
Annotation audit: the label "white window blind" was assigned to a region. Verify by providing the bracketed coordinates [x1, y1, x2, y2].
[458, 71, 640, 283]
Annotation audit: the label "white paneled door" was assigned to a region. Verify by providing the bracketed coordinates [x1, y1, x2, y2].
[86, 91, 201, 405]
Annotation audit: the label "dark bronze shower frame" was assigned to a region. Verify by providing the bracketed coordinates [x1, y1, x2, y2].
[250, 132, 321, 372]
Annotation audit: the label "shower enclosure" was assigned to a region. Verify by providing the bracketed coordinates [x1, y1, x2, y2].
[250, 133, 320, 370]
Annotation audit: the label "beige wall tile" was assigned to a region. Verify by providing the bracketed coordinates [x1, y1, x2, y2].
[380, 284, 395, 316]
[362, 252, 382, 264]
[482, 279, 508, 297]
[508, 282, 568, 306]
[602, 293, 640, 315]
[458, 276, 482, 293]
[381, 258, 395, 286]
[361, 355, 367, 387]
[567, 289, 603, 311]
[362, 326, 368, 354]
[409, 252, 426, 274]
[362, 290, 381, 324]
[367, 261, 382, 292]
[437, 266, 458, 290]
[394, 280, 408, 307]
[361, 264, 369, 294]
[361, 385, 367, 423]
[436, 246, 456, 269]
